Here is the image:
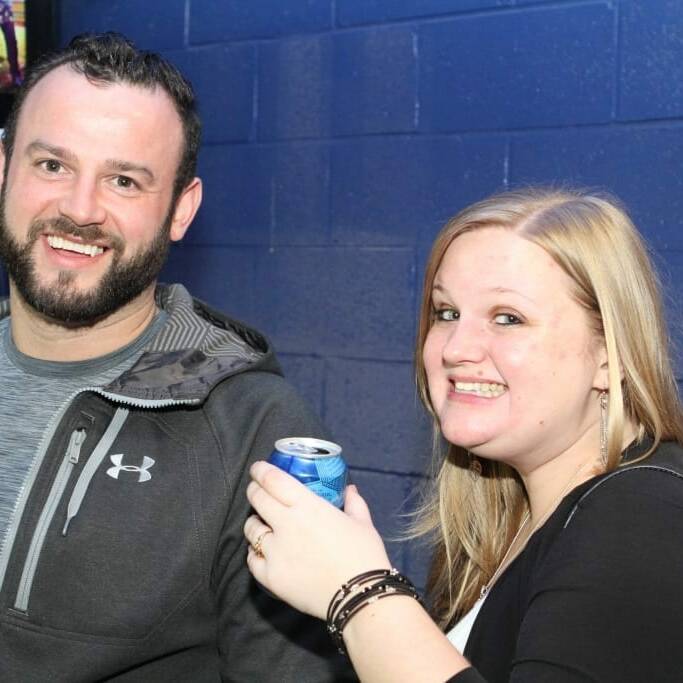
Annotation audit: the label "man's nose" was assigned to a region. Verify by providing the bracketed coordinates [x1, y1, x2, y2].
[57, 176, 107, 226]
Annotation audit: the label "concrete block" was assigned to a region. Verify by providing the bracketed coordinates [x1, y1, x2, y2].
[324, 358, 433, 474]
[253, 248, 331, 354]
[271, 143, 331, 246]
[161, 245, 256, 326]
[400, 475, 435, 591]
[254, 247, 416, 359]
[331, 135, 505, 246]
[189, 0, 332, 43]
[332, 26, 417, 135]
[60, 0, 185, 50]
[619, 0, 683, 121]
[347, 469, 414, 572]
[419, 3, 615, 131]
[258, 35, 333, 140]
[277, 354, 326, 416]
[164, 45, 256, 144]
[324, 248, 416, 359]
[337, 0, 507, 26]
[190, 145, 272, 246]
[510, 126, 683, 250]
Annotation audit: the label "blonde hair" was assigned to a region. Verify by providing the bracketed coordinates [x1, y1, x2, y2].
[414, 187, 683, 627]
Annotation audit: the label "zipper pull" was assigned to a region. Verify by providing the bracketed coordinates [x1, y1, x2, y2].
[61, 427, 86, 537]
[66, 429, 86, 464]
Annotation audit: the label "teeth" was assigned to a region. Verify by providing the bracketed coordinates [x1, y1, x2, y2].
[47, 235, 104, 257]
[454, 381, 506, 398]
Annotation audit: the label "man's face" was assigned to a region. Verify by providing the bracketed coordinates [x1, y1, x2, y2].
[0, 65, 187, 325]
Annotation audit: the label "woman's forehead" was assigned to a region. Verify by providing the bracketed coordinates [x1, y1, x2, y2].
[435, 228, 565, 295]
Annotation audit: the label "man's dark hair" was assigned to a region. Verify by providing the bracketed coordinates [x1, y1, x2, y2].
[2, 32, 201, 202]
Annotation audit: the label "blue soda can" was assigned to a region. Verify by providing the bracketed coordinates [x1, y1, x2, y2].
[269, 437, 347, 508]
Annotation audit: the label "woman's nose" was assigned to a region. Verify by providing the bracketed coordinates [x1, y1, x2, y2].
[441, 319, 487, 365]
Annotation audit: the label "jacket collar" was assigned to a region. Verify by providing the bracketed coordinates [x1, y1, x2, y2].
[0, 283, 281, 404]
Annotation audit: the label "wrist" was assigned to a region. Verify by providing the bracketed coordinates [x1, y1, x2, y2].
[326, 568, 421, 656]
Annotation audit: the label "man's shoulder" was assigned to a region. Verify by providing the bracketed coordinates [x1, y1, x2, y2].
[208, 369, 315, 416]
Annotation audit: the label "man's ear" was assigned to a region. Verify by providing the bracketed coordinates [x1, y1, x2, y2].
[169, 177, 202, 242]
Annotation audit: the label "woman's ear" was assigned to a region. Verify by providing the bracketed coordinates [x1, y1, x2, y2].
[593, 339, 624, 391]
[592, 342, 610, 391]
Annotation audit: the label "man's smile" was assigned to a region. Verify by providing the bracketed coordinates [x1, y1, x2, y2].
[46, 234, 105, 257]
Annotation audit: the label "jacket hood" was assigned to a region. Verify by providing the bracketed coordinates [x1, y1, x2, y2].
[0, 283, 282, 406]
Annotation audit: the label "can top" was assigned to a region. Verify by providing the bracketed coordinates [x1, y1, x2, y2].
[274, 437, 342, 458]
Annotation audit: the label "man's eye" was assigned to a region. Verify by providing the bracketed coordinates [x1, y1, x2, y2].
[435, 309, 459, 322]
[116, 176, 136, 189]
[494, 313, 522, 325]
[41, 159, 62, 173]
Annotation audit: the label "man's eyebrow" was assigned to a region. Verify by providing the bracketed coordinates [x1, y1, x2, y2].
[25, 140, 76, 161]
[104, 158, 155, 183]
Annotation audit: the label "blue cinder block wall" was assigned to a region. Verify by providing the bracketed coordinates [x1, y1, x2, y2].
[57, 0, 683, 583]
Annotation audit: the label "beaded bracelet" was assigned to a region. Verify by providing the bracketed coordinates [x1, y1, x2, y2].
[326, 568, 421, 656]
[326, 569, 404, 625]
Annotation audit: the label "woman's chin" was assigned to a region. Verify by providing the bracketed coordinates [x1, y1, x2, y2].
[443, 430, 495, 451]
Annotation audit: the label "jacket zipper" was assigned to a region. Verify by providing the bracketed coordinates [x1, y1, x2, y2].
[14, 428, 86, 612]
[1, 388, 199, 615]
[0, 393, 77, 592]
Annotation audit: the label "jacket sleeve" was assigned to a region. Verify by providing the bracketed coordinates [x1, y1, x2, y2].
[508, 467, 683, 682]
[205, 371, 356, 682]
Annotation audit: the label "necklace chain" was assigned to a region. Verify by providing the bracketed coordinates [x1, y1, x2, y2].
[479, 458, 595, 600]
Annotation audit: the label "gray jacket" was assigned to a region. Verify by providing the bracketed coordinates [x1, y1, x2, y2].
[0, 284, 352, 682]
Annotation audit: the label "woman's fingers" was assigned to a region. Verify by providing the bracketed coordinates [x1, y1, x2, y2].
[243, 514, 273, 560]
[343, 484, 373, 523]
[249, 460, 311, 507]
[243, 514, 270, 547]
[243, 479, 393, 620]
[245, 476, 290, 526]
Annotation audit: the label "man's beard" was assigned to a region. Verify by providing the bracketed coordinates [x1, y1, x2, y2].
[0, 192, 174, 327]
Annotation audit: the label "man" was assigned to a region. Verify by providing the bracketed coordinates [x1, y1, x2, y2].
[0, 33, 351, 681]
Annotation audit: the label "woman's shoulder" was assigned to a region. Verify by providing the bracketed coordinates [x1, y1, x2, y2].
[564, 439, 683, 528]
[529, 440, 683, 585]
[512, 442, 683, 683]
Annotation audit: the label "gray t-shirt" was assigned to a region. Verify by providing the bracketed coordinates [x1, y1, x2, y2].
[0, 312, 167, 550]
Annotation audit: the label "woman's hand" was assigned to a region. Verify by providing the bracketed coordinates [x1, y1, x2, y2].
[244, 460, 392, 620]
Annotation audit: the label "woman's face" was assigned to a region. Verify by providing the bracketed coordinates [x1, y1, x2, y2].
[422, 227, 606, 472]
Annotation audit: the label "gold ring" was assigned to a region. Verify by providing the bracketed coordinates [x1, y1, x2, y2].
[253, 529, 272, 559]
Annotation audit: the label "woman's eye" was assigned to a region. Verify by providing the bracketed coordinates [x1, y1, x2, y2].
[435, 308, 459, 322]
[494, 313, 522, 325]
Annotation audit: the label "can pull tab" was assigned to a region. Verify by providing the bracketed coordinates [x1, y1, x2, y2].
[66, 429, 87, 464]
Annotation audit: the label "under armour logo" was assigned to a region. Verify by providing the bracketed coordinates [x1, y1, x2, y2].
[106, 454, 155, 482]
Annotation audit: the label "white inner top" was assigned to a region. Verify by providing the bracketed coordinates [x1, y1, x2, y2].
[446, 595, 486, 653]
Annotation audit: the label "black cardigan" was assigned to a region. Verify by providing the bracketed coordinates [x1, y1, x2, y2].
[448, 440, 683, 682]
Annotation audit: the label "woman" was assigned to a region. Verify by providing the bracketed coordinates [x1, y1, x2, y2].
[244, 188, 683, 682]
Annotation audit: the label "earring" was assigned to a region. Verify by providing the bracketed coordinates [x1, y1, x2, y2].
[599, 391, 608, 466]
[468, 451, 482, 477]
